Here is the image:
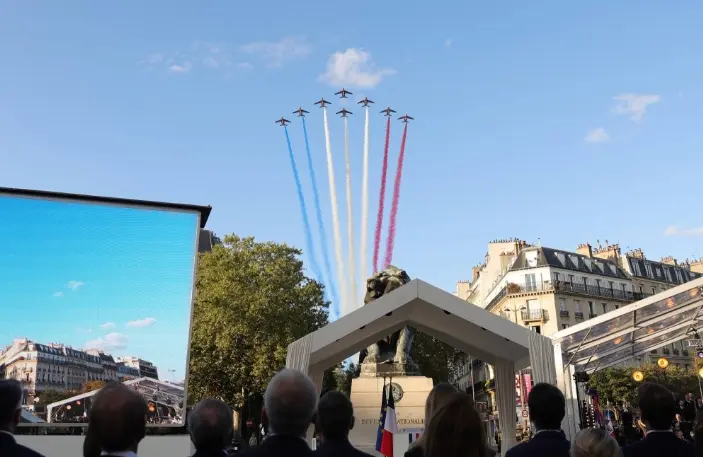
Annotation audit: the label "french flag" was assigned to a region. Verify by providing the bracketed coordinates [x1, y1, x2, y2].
[380, 387, 398, 457]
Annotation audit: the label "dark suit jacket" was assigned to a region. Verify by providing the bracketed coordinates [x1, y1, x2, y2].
[0, 432, 45, 457]
[622, 431, 695, 457]
[314, 438, 374, 457]
[238, 434, 313, 457]
[504, 430, 570, 457]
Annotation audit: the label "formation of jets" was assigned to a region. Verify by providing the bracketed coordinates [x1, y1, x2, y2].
[275, 92, 411, 124]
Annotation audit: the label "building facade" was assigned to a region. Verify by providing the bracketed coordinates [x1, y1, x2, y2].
[115, 356, 159, 380]
[0, 338, 158, 402]
[452, 240, 703, 403]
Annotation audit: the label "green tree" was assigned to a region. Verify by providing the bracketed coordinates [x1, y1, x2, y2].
[187, 234, 329, 426]
[412, 332, 464, 383]
[36, 389, 76, 405]
[82, 380, 106, 393]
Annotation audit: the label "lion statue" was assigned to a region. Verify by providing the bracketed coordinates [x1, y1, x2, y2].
[359, 265, 416, 366]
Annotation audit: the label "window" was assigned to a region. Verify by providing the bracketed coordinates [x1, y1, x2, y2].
[583, 277, 588, 288]
[562, 324, 569, 330]
[568, 274, 574, 284]
[525, 274, 537, 291]
[575, 300, 581, 312]
[664, 268, 672, 282]
[596, 279, 602, 289]
[526, 299, 539, 311]
[601, 303, 607, 313]
[676, 270, 683, 283]
[588, 301, 594, 314]
[632, 260, 642, 276]
[639, 284, 644, 293]
[652, 287, 656, 295]
[553, 272, 560, 283]
[531, 326, 541, 334]
[559, 298, 566, 311]
[614, 304, 619, 310]
[645, 263, 653, 277]
[621, 283, 627, 292]
[608, 281, 614, 291]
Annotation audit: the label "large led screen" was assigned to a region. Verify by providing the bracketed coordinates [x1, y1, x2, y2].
[0, 189, 201, 427]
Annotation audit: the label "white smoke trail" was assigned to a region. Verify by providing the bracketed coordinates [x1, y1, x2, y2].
[322, 108, 348, 316]
[359, 106, 370, 310]
[343, 116, 356, 313]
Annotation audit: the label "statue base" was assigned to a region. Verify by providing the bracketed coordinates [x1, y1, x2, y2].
[349, 375, 433, 454]
[360, 362, 420, 378]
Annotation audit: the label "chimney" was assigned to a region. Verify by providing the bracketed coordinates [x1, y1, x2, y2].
[661, 256, 677, 266]
[472, 265, 482, 282]
[576, 243, 593, 258]
[594, 243, 621, 261]
[628, 248, 645, 260]
[690, 259, 703, 274]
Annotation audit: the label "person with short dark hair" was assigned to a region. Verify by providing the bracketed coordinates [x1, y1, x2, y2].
[0, 379, 45, 457]
[622, 382, 694, 457]
[505, 383, 569, 457]
[313, 391, 373, 457]
[89, 381, 148, 457]
[189, 398, 234, 457]
[424, 392, 487, 457]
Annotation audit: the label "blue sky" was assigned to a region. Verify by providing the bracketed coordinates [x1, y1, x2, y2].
[1, 1, 702, 316]
[0, 195, 199, 381]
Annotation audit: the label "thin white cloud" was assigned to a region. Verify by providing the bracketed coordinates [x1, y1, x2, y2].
[445, 38, 453, 49]
[100, 322, 116, 331]
[585, 127, 610, 143]
[240, 36, 311, 68]
[54, 291, 64, 297]
[318, 48, 395, 89]
[663, 225, 703, 237]
[85, 332, 128, 351]
[66, 280, 85, 291]
[126, 317, 156, 328]
[612, 93, 661, 121]
[142, 41, 249, 74]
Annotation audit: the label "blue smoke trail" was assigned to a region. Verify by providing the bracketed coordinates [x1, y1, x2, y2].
[283, 126, 325, 305]
[302, 117, 339, 320]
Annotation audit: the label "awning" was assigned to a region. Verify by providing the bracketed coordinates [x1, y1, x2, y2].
[551, 276, 703, 373]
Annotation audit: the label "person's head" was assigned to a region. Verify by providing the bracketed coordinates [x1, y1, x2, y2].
[0, 379, 23, 433]
[571, 428, 622, 457]
[687, 393, 693, 401]
[679, 400, 685, 408]
[263, 369, 318, 437]
[637, 382, 676, 431]
[424, 383, 458, 423]
[188, 398, 234, 452]
[424, 393, 486, 457]
[527, 383, 565, 431]
[89, 381, 148, 453]
[315, 391, 354, 442]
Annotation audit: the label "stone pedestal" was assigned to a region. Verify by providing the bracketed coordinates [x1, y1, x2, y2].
[349, 375, 433, 453]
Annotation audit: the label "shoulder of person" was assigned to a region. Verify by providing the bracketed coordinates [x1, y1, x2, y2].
[16, 443, 46, 457]
[404, 445, 423, 457]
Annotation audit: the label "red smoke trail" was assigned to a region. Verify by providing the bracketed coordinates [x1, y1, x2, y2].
[372, 116, 392, 273]
[383, 123, 409, 268]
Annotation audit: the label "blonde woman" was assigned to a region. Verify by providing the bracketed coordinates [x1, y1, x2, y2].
[571, 429, 622, 457]
[404, 383, 458, 457]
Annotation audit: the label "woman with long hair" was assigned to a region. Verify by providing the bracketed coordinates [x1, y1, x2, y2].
[571, 428, 622, 457]
[404, 383, 458, 457]
[424, 392, 487, 457]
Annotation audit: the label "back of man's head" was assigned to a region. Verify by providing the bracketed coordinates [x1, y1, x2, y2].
[188, 398, 233, 452]
[527, 383, 565, 430]
[263, 369, 318, 437]
[638, 382, 676, 430]
[316, 391, 354, 440]
[0, 379, 23, 432]
[89, 382, 148, 453]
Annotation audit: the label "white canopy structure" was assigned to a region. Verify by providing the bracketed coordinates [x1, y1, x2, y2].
[286, 279, 556, 452]
[551, 276, 703, 437]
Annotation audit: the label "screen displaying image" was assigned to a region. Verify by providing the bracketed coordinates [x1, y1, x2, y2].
[0, 190, 201, 427]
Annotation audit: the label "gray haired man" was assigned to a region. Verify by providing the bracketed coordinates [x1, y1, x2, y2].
[239, 369, 317, 457]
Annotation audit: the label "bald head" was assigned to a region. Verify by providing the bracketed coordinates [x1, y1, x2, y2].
[188, 398, 233, 452]
[264, 369, 318, 437]
[89, 382, 147, 453]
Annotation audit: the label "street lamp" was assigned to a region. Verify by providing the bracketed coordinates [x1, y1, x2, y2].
[504, 306, 526, 324]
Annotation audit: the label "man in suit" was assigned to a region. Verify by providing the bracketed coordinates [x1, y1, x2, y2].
[313, 391, 373, 457]
[0, 379, 45, 457]
[505, 383, 570, 457]
[189, 398, 234, 457]
[89, 381, 148, 457]
[623, 382, 695, 457]
[240, 369, 317, 457]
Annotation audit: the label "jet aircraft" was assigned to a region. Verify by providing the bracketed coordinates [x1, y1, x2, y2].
[314, 98, 331, 108]
[293, 107, 309, 117]
[336, 108, 353, 118]
[357, 97, 374, 107]
[398, 114, 414, 123]
[380, 107, 396, 116]
[275, 117, 291, 126]
[335, 88, 353, 98]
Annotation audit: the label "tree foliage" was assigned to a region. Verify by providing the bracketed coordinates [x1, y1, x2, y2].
[37, 389, 77, 405]
[412, 332, 464, 383]
[187, 234, 329, 410]
[588, 364, 701, 407]
[82, 380, 106, 393]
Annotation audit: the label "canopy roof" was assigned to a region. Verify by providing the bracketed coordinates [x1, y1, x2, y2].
[552, 276, 703, 373]
[291, 279, 541, 373]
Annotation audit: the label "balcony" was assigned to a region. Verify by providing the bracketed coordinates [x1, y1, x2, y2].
[683, 350, 690, 356]
[486, 280, 651, 311]
[575, 312, 584, 320]
[560, 310, 570, 318]
[663, 348, 671, 355]
[521, 309, 549, 322]
[589, 313, 597, 319]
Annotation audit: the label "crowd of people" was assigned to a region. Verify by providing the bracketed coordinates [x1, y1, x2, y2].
[0, 372, 701, 457]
